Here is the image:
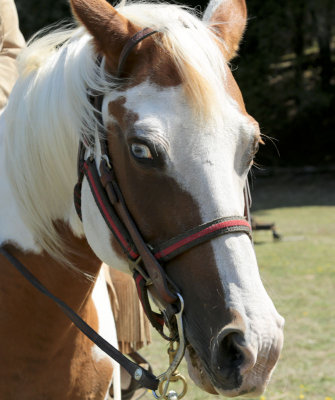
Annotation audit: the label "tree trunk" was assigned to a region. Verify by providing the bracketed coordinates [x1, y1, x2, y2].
[310, 0, 334, 91]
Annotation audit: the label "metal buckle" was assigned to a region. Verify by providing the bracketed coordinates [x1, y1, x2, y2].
[128, 256, 153, 285]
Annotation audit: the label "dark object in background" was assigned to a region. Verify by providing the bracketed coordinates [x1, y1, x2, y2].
[251, 217, 281, 240]
[14, 0, 335, 168]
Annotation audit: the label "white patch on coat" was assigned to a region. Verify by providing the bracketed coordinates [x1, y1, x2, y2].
[91, 268, 121, 400]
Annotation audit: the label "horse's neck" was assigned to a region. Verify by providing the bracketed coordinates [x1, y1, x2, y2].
[0, 114, 102, 333]
[0, 224, 114, 398]
[0, 222, 102, 348]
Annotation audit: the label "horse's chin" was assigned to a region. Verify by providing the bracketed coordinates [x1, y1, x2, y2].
[185, 345, 218, 395]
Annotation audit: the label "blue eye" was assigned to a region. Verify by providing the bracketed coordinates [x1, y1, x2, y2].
[131, 143, 153, 159]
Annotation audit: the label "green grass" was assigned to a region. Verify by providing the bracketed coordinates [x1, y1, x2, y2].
[140, 173, 335, 400]
[250, 205, 335, 400]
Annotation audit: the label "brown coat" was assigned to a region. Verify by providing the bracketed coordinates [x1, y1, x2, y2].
[0, 0, 25, 110]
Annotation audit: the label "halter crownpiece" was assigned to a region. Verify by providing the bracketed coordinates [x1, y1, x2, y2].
[117, 27, 157, 77]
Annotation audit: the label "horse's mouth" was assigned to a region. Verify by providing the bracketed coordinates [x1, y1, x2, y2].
[184, 344, 270, 398]
[184, 344, 219, 395]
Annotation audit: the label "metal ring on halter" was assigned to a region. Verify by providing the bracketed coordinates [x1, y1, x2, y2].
[152, 294, 186, 399]
[128, 256, 154, 285]
[157, 373, 188, 400]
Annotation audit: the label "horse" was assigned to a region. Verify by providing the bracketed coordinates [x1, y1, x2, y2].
[0, 0, 284, 398]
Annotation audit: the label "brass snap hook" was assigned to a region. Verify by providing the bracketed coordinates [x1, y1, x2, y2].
[152, 294, 188, 399]
[157, 372, 188, 399]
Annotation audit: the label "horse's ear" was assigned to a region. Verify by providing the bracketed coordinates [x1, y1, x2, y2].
[203, 0, 247, 61]
[70, 0, 138, 70]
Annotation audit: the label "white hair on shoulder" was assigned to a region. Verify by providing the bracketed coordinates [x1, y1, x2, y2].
[4, 1, 228, 265]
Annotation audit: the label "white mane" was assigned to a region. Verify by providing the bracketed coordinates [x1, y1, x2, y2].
[4, 27, 111, 261]
[3, 1, 227, 261]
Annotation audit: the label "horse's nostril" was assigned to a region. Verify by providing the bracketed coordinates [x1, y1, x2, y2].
[211, 327, 256, 388]
[216, 331, 245, 371]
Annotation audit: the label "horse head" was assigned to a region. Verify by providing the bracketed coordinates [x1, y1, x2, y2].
[71, 0, 284, 396]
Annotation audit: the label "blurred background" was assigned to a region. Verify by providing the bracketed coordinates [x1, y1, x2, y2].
[15, 0, 335, 168]
[13, 1, 335, 399]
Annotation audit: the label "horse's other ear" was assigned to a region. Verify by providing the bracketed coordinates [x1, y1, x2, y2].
[203, 0, 247, 61]
[70, 0, 138, 71]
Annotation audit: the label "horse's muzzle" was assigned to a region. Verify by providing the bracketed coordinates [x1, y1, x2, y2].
[185, 307, 284, 397]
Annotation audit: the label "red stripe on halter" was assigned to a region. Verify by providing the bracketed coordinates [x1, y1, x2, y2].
[83, 163, 139, 259]
[154, 219, 251, 260]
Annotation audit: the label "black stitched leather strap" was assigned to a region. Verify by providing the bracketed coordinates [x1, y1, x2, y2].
[117, 28, 157, 77]
[153, 217, 252, 263]
[134, 271, 165, 331]
[83, 158, 139, 260]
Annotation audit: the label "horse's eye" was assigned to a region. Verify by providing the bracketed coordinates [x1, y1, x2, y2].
[130, 143, 153, 159]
